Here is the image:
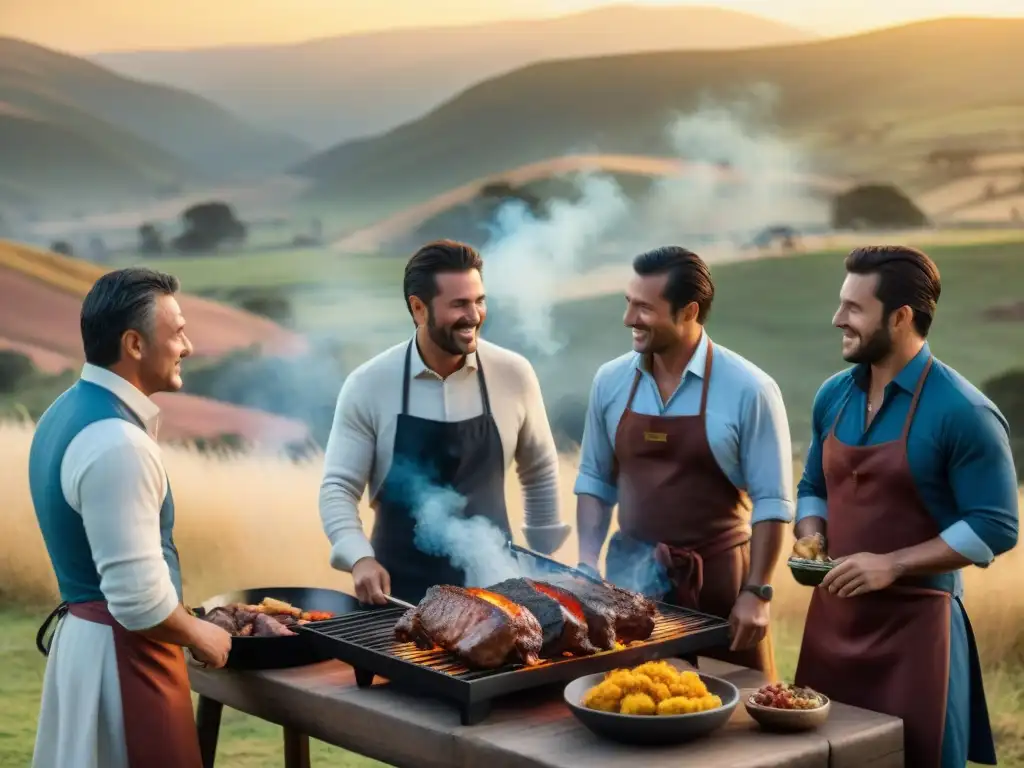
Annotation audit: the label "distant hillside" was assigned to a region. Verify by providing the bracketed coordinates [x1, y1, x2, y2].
[91, 5, 815, 149]
[0, 37, 311, 200]
[298, 18, 1024, 210]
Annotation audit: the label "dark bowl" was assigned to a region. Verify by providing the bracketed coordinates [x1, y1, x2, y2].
[563, 659, 739, 746]
[787, 557, 835, 587]
[195, 586, 369, 670]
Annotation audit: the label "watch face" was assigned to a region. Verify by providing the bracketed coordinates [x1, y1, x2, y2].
[748, 584, 773, 600]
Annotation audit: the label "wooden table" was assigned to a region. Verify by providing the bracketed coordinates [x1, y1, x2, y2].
[189, 656, 904, 768]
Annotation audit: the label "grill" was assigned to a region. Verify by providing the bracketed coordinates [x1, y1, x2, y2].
[296, 545, 731, 724]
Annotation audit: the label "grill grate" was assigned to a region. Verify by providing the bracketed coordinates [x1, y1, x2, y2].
[298, 598, 731, 724]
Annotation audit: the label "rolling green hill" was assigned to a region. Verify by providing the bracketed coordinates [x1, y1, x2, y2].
[91, 5, 814, 150]
[0, 37, 311, 201]
[299, 18, 1024, 211]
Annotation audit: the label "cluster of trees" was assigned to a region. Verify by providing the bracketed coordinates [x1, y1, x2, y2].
[139, 201, 247, 255]
[830, 184, 928, 230]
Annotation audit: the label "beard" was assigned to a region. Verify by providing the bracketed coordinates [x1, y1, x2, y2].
[843, 324, 893, 364]
[427, 309, 479, 356]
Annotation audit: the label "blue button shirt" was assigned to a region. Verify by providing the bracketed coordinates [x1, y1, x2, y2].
[796, 342, 1019, 574]
[574, 331, 795, 525]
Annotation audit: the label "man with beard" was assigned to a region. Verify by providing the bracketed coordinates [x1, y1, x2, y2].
[793, 245, 1018, 768]
[574, 246, 794, 679]
[319, 239, 569, 604]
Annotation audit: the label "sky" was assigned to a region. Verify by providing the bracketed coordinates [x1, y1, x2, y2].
[3, 0, 1023, 53]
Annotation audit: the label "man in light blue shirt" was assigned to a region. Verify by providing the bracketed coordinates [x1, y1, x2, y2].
[573, 246, 794, 677]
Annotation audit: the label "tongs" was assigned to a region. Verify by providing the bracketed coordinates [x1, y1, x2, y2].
[507, 542, 605, 584]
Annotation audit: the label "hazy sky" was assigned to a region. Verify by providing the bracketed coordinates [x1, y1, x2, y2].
[4, 0, 1023, 53]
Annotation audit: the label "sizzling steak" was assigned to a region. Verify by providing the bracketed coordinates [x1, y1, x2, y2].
[486, 578, 597, 657]
[200, 605, 298, 637]
[543, 574, 658, 646]
[394, 585, 543, 669]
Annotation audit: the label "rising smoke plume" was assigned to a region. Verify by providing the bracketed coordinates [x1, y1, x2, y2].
[480, 88, 830, 356]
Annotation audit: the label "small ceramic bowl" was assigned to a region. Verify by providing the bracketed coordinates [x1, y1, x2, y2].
[787, 557, 835, 587]
[744, 691, 831, 732]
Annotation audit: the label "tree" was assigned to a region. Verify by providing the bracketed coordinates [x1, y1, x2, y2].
[831, 184, 928, 230]
[50, 240, 73, 256]
[138, 223, 164, 254]
[171, 201, 246, 253]
[0, 351, 34, 393]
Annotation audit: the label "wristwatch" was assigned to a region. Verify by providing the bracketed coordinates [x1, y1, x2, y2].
[742, 583, 774, 602]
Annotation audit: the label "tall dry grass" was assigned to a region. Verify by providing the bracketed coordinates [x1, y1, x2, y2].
[2, 419, 1022, 666]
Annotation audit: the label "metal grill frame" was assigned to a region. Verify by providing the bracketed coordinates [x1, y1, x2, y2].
[296, 600, 730, 725]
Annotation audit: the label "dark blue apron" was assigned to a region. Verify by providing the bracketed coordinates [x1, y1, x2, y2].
[370, 340, 510, 604]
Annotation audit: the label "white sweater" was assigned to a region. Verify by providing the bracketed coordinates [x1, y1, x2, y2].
[319, 336, 569, 571]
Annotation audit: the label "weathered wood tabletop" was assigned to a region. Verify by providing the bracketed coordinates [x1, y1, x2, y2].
[189, 656, 904, 768]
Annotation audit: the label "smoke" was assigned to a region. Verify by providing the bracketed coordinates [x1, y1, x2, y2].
[387, 457, 522, 586]
[479, 87, 830, 356]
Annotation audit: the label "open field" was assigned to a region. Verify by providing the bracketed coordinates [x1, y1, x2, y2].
[119, 237, 1024, 450]
[1, 418, 1022, 766]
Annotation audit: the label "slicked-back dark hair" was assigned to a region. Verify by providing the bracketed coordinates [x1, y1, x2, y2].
[81, 267, 180, 367]
[632, 246, 714, 323]
[403, 239, 484, 317]
[844, 245, 941, 337]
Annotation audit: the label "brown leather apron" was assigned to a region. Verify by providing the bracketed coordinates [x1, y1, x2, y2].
[607, 343, 776, 678]
[794, 357, 995, 768]
[40, 601, 203, 768]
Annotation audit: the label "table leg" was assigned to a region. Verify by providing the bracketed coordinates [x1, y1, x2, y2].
[195, 695, 224, 768]
[283, 727, 311, 768]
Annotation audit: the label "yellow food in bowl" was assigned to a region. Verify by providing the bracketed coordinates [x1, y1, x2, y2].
[580, 660, 723, 716]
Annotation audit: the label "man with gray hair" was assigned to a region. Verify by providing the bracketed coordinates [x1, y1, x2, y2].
[29, 267, 231, 768]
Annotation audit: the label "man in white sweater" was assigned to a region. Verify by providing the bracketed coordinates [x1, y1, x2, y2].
[319, 239, 570, 604]
[29, 267, 231, 768]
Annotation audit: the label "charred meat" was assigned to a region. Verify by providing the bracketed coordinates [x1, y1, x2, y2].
[543, 573, 658, 646]
[198, 597, 335, 638]
[394, 585, 544, 669]
[487, 578, 597, 657]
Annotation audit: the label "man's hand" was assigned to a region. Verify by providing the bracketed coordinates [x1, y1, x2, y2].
[728, 591, 769, 652]
[821, 552, 898, 597]
[188, 619, 232, 669]
[352, 557, 391, 605]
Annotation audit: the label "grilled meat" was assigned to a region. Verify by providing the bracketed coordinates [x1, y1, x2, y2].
[394, 585, 543, 669]
[200, 604, 297, 637]
[486, 578, 598, 657]
[543, 574, 658, 647]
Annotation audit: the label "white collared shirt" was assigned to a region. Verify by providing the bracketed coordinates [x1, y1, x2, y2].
[319, 335, 567, 571]
[59, 364, 179, 631]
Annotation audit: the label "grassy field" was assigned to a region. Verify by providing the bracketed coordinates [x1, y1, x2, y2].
[1, 415, 1023, 765]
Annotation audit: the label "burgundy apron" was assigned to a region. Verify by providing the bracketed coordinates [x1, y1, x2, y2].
[38, 601, 203, 768]
[607, 343, 776, 679]
[794, 357, 995, 767]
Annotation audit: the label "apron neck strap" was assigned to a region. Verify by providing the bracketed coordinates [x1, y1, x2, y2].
[901, 356, 933, 440]
[402, 339, 492, 416]
[699, 342, 714, 416]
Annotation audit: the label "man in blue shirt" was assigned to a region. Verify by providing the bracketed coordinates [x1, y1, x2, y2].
[573, 246, 795, 679]
[793, 244, 1018, 768]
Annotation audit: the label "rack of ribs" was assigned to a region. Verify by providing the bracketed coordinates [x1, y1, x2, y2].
[540, 573, 658, 648]
[486, 578, 598, 657]
[394, 585, 543, 669]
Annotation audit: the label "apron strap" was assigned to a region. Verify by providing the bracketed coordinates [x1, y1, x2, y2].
[475, 350, 492, 416]
[36, 602, 69, 657]
[624, 368, 643, 412]
[401, 340, 414, 415]
[901, 356, 933, 441]
[699, 342, 714, 416]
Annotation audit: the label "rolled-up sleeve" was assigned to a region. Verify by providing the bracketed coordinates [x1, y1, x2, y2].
[796, 380, 832, 522]
[573, 368, 618, 506]
[940, 404, 1019, 566]
[66, 425, 179, 631]
[740, 378, 795, 524]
